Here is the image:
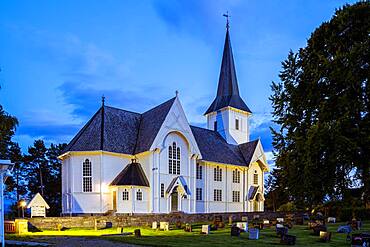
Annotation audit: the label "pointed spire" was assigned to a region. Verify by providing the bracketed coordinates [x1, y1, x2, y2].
[204, 17, 251, 115]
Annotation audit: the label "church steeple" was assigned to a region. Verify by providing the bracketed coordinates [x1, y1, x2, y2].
[205, 16, 251, 145]
[204, 19, 251, 115]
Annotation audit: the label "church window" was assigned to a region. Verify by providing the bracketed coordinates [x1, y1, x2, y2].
[169, 142, 180, 175]
[196, 163, 202, 179]
[214, 166, 222, 181]
[232, 169, 240, 183]
[161, 183, 165, 198]
[235, 119, 239, 130]
[254, 171, 258, 185]
[214, 189, 222, 201]
[122, 189, 129, 200]
[136, 189, 143, 201]
[232, 191, 240, 202]
[196, 188, 202, 201]
[214, 121, 217, 131]
[82, 159, 92, 192]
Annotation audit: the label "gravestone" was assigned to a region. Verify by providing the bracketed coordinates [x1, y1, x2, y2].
[276, 225, 288, 237]
[134, 229, 141, 237]
[236, 222, 248, 232]
[319, 231, 331, 242]
[231, 225, 241, 237]
[152, 222, 158, 229]
[249, 228, 259, 240]
[327, 217, 336, 223]
[160, 222, 169, 231]
[201, 225, 210, 235]
[313, 225, 327, 236]
[228, 216, 233, 225]
[184, 223, 192, 232]
[277, 218, 284, 223]
[241, 216, 248, 222]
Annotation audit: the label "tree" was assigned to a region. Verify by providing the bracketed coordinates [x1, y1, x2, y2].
[270, 2, 370, 208]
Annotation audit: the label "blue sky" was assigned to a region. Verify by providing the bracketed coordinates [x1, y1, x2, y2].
[0, 0, 356, 165]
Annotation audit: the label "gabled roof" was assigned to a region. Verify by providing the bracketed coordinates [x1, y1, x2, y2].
[27, 193, 50, 209]
[63, 97, 175, 155]
[166, 176, 191, 196]
[110, 160, 149, 187]
[205, 28, 251, 115]
[190, 125, 258, 167]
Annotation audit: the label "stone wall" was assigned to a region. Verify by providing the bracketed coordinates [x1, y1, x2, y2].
[28, 211, 304, 230]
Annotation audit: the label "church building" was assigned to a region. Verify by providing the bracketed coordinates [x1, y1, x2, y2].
[59, 23, 269, 215]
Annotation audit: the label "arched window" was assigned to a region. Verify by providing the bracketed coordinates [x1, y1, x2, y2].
[122, 189, 129, 200]
[169, 142, 180, 175]
[136, 189, 143, 201]
[82, 159, 92, 192]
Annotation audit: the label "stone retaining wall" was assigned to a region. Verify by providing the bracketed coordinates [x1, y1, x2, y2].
[28, 211, 305, 230]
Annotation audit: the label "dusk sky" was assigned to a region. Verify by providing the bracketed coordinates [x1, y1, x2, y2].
[0, 0, 356, 166]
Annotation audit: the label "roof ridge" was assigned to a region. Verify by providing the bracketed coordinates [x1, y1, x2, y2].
[104, 105, 141, 115]
[142, 97, 176, 115]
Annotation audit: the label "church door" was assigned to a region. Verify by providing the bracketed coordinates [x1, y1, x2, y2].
[171, 188, 178, 212]
[113, 191, 117, 212]
[253, 200, 259, 212]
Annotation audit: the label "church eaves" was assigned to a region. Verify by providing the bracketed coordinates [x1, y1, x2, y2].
[204, 26, 251, 115]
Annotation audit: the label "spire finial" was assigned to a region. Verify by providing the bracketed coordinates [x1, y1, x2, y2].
[175, 90, 179, 97]
[102, 95, 105, 106]
[223, 11, 230, 30]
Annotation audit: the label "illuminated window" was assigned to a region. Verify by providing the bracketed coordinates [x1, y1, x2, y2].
[136, 189, 143, 201]
[214, 189, 222, 201]
[254, 171, 258, 185]
[235, 119, 239, 130]
[161, 183, 165, 198]
[169, 142, 180, 175]
[122, 189, 129, 200]
[196, 188, 202, 201]
[232, 169, 240, 183]
[196, 163, 202, 179]
[214, 166, 222, 181]
[232, 191, 240, 202]
[82, 159, 92, 192]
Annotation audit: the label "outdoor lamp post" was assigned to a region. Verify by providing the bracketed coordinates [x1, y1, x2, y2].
[0, 160, 14, 247]
[19, 200, 27, 218]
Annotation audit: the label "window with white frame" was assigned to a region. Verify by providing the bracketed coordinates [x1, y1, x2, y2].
[232, 191, 240, 202]
[122, 189, 129, 200]
[169, 142, 180, 175]
[82, 159, 92, 192]
[254, 170, 258, 185]
[196, 188, 202, 201]
[214, 189, 222, 201]
[136, 189, 143, 201]
[161, 183, 165, 198]
[214, 166, 222, 181]
[196, 163, 202, 179]
[232, 169, 240, 183]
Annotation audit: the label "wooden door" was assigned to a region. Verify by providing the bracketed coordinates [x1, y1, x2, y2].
[113, 191, 117, 211]
[171, 191, 178, 212]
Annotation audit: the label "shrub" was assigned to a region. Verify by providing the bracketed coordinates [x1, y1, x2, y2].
[277, 202, 297, 212]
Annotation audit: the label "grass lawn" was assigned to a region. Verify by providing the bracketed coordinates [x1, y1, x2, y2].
[6, 221, 369, 246]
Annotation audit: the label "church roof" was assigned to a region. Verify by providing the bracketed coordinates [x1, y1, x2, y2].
[190, 126, 258, 166]
[63, 97, 176, 155]
[110, 159, 149, 187]
[204, 28, 251, 115]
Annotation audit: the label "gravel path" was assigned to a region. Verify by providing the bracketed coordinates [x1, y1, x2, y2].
[33, 237, 142, 247]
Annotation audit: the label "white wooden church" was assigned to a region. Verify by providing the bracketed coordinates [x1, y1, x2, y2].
[59, 24, 269, 215]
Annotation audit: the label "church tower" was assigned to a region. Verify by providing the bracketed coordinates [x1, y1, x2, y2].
[205, 19, 251, 145]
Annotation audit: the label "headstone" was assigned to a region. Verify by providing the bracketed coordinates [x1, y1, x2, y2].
[253, 215, 260, 220]
[249, 228, 259, 240]
[276, 225, 288, 237]
[241, 216, 248, 222]
[277, 218, 284, 223]
[160, 222, 169, 231]
[263, 219, 270, 225]
[337, 225, 352, 233]
[228, 216, 233, 225]
[236, 222, 248, 232]
[319, 231, 331, 242]
[134, 229, 141, 237]
[280, 234, 296, 245]
[152, 222, 158, 229]
[184, 223, 192, 232]
[201, 225, 210, 235]
[313, 225, 327, 236]
[327, 217, 336, 223]
[105, 222, 113, 228]
[231, 225, 241, 237]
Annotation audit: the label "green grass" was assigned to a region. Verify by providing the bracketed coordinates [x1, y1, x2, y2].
[6, 221, 369, 246]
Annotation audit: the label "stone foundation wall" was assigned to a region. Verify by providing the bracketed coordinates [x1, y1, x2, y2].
[28, 211, 305, 230]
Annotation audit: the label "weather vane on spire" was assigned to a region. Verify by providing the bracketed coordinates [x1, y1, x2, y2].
[223, 11, 230, 30]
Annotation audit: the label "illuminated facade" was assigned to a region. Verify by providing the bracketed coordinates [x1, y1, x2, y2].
[59, 25, 268, 215]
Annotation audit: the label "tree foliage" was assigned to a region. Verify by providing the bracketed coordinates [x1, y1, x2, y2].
[269, 2, 370, 209]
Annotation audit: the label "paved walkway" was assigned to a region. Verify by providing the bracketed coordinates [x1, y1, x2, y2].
[7, 237, 141, 247]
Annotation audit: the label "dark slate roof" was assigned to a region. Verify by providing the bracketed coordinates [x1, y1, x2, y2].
[204, 29, 251, 115]
[63, 97, 176, 155]
[190, 125, 258, 167]
[110, 160, 149, 187]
